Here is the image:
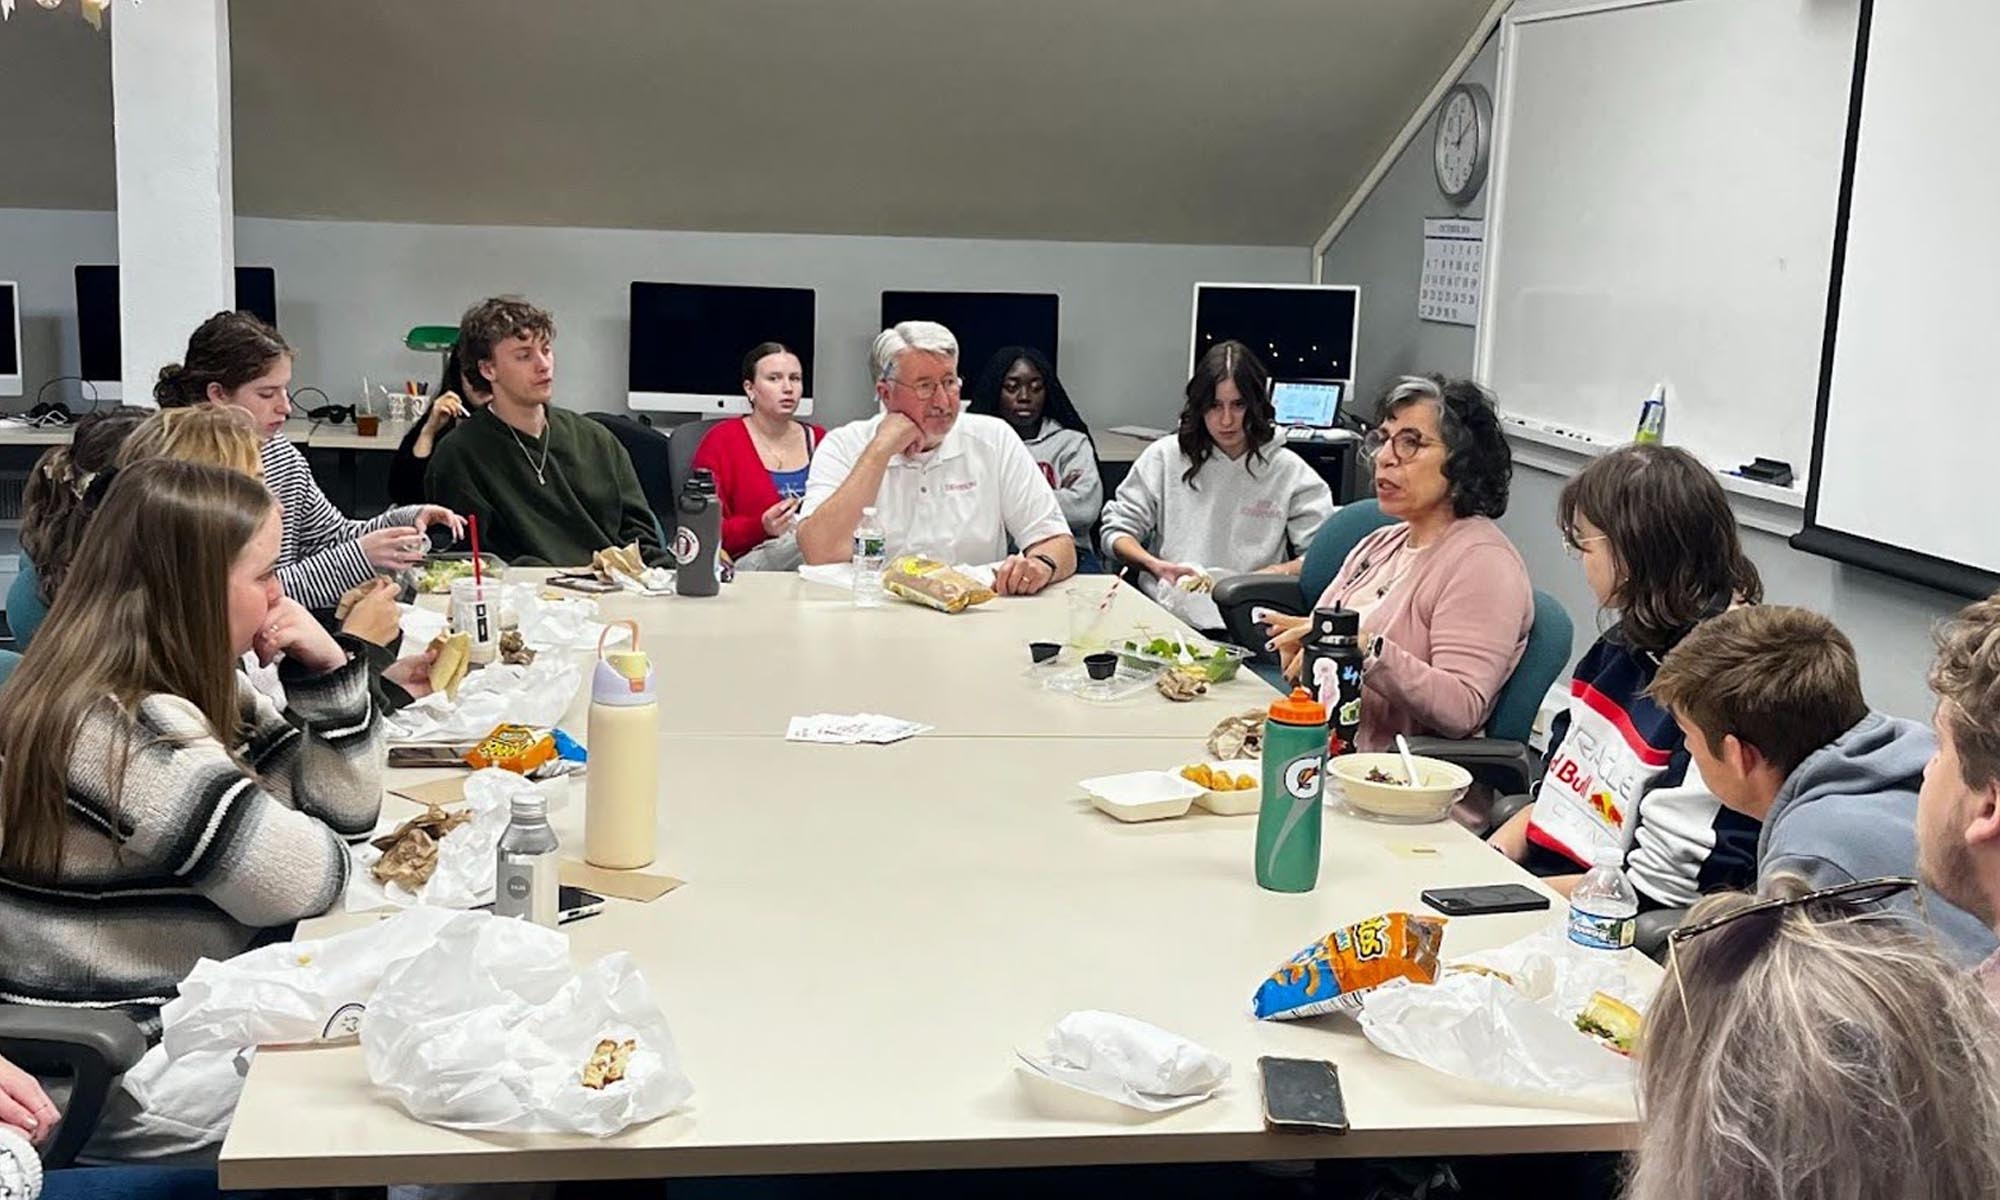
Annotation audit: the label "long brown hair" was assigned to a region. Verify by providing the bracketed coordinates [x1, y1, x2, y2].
[1558, 443, 1762, 655]
[1177, 340, 1276, 486]
[20, 409, 146, 604]
[0, 459, 275, 879]
[153, 311, 292, 409]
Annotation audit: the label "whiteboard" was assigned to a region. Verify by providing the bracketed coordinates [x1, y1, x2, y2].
[1478, 0, 1859, 482]
[1800, 0, 2000, 592]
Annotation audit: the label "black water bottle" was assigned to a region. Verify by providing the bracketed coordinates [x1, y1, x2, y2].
[674, 468, 721, 597]
[1301, 607, 1366, 756]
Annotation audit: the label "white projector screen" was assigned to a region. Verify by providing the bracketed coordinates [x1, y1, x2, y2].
[1796, 0, 2000, 596]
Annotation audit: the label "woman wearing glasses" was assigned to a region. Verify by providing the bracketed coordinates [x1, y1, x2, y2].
[968, 346, 1103, 566]
[1631, 876, 2000, 1200]
[1100, 341, 1334, 629]
[1267, 374, 1531, 751]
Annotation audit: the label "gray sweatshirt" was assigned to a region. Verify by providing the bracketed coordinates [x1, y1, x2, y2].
[1761, 712, 1997, 967]
[1099, 435, 1333, 628]
[1020, 419, 1104, 538]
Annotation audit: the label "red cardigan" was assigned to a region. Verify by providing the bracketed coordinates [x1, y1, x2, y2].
[689, 416, 827, 559]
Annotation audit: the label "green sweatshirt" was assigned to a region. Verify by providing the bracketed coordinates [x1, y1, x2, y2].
[424, 406, 665, 567]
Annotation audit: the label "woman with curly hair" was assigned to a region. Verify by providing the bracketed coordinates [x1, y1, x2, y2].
[1268, 374, 1531, 751]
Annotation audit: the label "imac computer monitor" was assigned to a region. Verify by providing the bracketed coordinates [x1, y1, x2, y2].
[0, 282, 20, 399]
[1190, 283, 1358, 390]
[877, 291, 1059, 386]
[76, 265, 279, 404]
[628, 282, 816, 416]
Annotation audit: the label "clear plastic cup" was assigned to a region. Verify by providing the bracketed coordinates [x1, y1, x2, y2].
[1066, 587, 1115, 651]
[449, 577, 501, 665]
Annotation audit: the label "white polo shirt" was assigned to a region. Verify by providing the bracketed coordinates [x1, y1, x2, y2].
[801, 411, 1069, 566]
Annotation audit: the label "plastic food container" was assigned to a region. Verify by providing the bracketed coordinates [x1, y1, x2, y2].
[1079, 771, 1203, 822]
[1178, 759, 1262, 815]
[1114, 636, 1254, 683]
[1329, 753, 1473, 823]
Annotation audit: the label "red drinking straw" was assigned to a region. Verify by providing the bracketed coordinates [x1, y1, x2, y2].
[468, 515, 483, 589]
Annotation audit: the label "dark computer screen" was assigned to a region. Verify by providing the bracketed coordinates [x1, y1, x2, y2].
[1191, 285, 1357, 386]
[628, 282, 816, 397]
[0, 284, 18, 376]
[76, 265, 281, 383]
[878, 291, 1059, 384]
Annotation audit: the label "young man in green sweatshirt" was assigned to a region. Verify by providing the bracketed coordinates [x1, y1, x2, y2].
[425, 297, 665, 567]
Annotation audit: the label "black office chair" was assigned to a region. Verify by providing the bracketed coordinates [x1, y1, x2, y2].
[666, 418, 724, 501]
[0, 1006, 147, 1168]
[586, 413, 676, 521]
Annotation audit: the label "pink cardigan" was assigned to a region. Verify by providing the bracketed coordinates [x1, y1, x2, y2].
[1313, 516, 1533, 751]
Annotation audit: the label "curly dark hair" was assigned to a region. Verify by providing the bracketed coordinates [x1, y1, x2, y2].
[1177, 340, 1277, 488]
[1561, 443, 1764, 655]
[455, 296, 555, 395]
[966, 345, 1091, 439]
[153, 311, 292, 409]
[1374, 375, 1511, 520]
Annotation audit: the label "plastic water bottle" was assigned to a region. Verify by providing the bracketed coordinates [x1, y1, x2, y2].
[1568, 846, 1639, 950]
[853, 506, 886, 608]
[1255, 688, 1330, 893]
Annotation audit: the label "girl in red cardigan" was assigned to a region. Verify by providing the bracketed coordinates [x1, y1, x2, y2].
[691, 342, 828, 560]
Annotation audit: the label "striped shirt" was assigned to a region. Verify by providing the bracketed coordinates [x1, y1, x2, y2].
[0, 654, 383, 1030]
[261, 437, 421, 610]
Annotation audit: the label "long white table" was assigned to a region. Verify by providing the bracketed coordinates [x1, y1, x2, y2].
[217, 574, 1646, 1188]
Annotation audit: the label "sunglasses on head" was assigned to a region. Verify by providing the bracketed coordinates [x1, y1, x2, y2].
[1666, 876, 1921, 1011]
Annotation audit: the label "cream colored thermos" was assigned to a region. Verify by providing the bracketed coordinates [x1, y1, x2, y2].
[585, 621, 659, 869]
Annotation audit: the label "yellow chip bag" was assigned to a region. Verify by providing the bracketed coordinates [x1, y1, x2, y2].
[881, 556, 996, 614]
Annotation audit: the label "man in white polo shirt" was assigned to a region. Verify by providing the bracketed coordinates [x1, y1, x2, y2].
[797, 321, 1076, 595]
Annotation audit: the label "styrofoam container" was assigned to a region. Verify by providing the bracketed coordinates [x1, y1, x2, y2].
[1329, 753, 1473, 823]
[1186, 759, 1262, 816]
[1080, 771, 1203, 823]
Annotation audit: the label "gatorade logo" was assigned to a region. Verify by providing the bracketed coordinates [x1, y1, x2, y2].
[672, 526, 700, 566]
[1283, 756, 1323, 801]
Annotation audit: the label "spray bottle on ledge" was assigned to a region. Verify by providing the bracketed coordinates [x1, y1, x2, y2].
[1634, 383, 1668, 445]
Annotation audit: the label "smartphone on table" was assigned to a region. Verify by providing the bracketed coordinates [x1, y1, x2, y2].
[1419, 883, 1552, 917]
[1259, 1056, 1349, 1134]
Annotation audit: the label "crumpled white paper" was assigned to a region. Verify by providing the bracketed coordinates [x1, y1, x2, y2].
[361, 913, 693, 1136]
[799, 561, 998, 593]
[160, 907, 470, 1058]
[385, 656, 582, 743]
[397, 588, 630, 659]
[1356, 925, 1651, 1103]
[345, 771, 566, 912]
[1015, 1011, 1231, 1112]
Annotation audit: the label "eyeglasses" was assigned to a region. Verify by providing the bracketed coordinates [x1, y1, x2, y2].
[1665, 876, 1921, 1012]
[886, 374, 963, 402]
[1000, 377, 1046, 398]
[1361, 427, 1442, 462]
[1563, 534, 1609, 560]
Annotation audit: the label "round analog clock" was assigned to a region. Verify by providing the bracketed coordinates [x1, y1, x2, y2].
[1433, 82, 1493, 204]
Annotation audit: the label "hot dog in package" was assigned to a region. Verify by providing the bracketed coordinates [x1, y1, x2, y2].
[1252, 912, 1446, 1020]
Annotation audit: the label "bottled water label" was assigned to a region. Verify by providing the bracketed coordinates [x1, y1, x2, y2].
[854, 532, 885, 561]
[1568, 905, 1636, 950]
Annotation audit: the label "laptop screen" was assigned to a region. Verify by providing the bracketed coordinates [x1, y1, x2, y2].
[1271, 380, 1344, 427]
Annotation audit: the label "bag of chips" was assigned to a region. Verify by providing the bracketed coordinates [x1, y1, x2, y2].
[1252, 912, 1446, 1020]
[881, 556, 996, 614]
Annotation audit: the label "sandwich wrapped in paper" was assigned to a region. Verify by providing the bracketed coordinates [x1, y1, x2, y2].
[882, 556, 996, 614]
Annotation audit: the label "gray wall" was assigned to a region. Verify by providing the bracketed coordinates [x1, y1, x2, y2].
[1316, 37, 1966, 721]
[0, 206, 1307, 430]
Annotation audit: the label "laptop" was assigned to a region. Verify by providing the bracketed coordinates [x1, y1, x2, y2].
[1271, 380, 1346, 435]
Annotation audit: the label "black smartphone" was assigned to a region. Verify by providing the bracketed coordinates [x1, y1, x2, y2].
[473, 886, 606, 925]
[387, 745, 472, 769]
[1259, 1056, 1348, 1134]
[1420, 883, 1552, 917]
[549, 573, 620, 595]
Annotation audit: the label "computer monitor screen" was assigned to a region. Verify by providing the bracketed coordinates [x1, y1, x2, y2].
[1191, 284, 1358, 387]
[76, 265, 280, 402]
[1271, 380, 1344, 428]
[628, 282, 816, 415]
[878, 291, 1059, 384]
[0, 282, 20, 398]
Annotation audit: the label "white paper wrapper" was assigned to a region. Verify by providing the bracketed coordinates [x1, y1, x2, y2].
[398, 589, 629, 660]
[160, 907, 472, 1059]
[362, 914, 693, 1136]
[1014, 1011, 1230, 1112]
[1356, 925, 1651, 1104]
[346, 772, 567, 912]
[385, 656, 582, 743]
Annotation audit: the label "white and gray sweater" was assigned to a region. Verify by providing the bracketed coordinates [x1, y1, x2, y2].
[261, 437, 421, 610]
[1100, 435, 1333, 627]
[0, 654, 383, 1030]
[1020, 420, 1104, 539]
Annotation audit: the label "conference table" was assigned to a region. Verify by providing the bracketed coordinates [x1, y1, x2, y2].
[217, 572, 1647, 1189]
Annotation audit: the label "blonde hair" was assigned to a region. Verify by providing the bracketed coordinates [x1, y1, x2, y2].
[1630, 876, 2000, 1200]
[1931, 592, 2000, 791]
[118, 404, 264, 478]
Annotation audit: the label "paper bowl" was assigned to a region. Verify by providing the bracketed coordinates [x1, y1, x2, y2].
[1330, 753, 1472, 823]
[1177, 759, 1262, 816]
[1080, 771, 1202, 823]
